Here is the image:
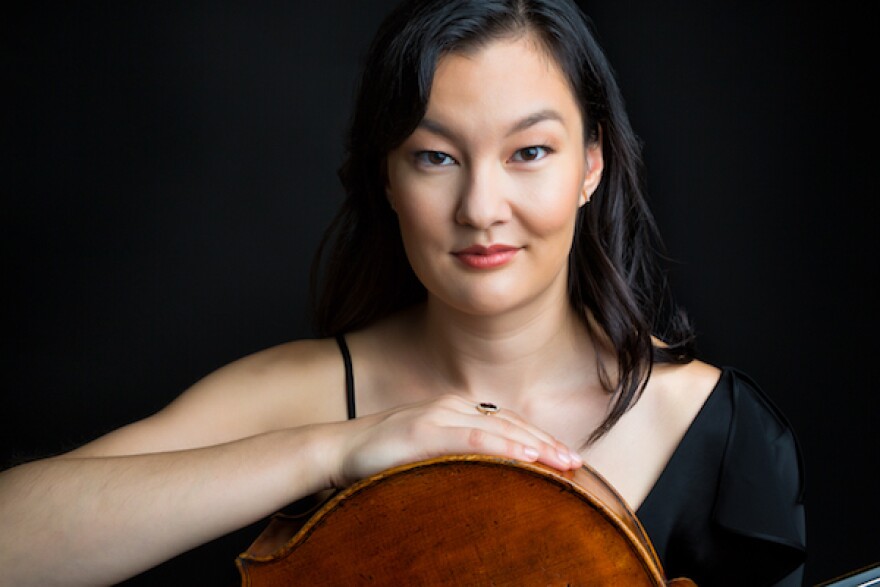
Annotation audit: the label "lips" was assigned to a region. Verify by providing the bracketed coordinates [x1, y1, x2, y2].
[452, 244, 520, 269]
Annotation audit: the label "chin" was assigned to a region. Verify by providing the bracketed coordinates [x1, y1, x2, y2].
[440, 286, 535, 317]
[423, 267, 566, 317]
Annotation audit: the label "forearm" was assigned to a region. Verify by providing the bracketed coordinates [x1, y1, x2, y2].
[0, 424, 337, 587]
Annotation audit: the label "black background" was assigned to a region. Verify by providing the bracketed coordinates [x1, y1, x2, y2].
[4, 2, 877, 585]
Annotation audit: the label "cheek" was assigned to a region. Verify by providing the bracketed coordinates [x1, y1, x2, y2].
[390, 165, 460, 234]
[516, 168, 584, 237]
[395, 192, 447, 238]
[393, 182, 458, 255]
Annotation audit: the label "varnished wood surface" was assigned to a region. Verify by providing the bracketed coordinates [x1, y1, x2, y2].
[237, 455, 696, 586]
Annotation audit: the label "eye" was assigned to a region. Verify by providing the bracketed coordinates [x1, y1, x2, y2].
[511, 146, 551, 162]
[415, 150, 456, 167]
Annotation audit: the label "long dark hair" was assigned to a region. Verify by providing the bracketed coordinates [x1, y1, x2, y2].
[310, 0, 695, 444]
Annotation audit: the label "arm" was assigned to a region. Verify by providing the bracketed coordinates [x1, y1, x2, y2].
[0, 424, 337, 586]
[0, 339, 579, 586]
[0, 339, 348, 586]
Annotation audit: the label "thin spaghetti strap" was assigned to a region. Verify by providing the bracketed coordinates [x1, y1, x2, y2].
[335, 334, 356, 419]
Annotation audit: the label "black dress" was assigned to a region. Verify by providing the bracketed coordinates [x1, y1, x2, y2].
[335, 336, 807, 586]
[636, 367, 806, 586]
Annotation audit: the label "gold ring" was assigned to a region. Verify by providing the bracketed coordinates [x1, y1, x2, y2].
[476, 402, 500, 415]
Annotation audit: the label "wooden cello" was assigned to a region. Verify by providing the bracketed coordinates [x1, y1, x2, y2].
[236, 454, 696, 586]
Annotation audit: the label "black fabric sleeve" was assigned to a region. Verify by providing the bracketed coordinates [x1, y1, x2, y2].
[711, 369, 806, 585]
[638, 368, 806, 586]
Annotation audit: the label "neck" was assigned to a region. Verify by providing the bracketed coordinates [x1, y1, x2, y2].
[415, 287, 598, 405]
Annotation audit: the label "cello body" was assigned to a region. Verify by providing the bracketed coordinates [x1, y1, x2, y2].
[236, 454, 696, 586]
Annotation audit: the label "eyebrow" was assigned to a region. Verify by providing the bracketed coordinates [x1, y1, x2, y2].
[507, 109, 565, 135]
[417, 108, 565, 141]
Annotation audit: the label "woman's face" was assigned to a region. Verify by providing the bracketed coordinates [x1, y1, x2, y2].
[386, 34, 603, 317]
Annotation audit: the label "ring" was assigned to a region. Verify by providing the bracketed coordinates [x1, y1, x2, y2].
[475, 402, 500, 415]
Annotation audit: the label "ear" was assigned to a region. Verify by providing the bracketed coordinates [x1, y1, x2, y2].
[579, 132, 604, 207]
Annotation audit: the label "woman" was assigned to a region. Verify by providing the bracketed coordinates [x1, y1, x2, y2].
[0, 0, 805, 585]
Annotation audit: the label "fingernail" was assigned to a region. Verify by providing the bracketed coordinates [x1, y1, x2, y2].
[556, 450, 571, 463]
[523, 447, 539, 460]
[570, 452, 583, 466]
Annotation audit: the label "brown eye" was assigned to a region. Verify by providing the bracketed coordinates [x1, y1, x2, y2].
[416, 151, 455, 166]
[512, 146, 550, 162]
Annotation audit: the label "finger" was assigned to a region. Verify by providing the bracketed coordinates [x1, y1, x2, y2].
[488, 408, 571, 451]
[450, 415, 581, 470]
[442, 425, 578, 471]
[461, 407, 583, 468]
[406, 395, 582, 469]
[451, 397, 558, 444]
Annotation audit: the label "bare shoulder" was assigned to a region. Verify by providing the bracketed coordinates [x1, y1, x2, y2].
[164, 337, 350, 434]
[69, 337, 349, 457]
[335, 307, 428, 416]
[583, 360, 723, 509]
[644, 359, 723, 432]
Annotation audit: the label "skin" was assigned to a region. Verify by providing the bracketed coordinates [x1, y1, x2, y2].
[0, 34, 720, 586]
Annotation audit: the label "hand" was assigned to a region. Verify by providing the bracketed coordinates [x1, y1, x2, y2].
[330, 394, 583, 488]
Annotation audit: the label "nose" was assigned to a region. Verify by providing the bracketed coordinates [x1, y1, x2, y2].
[454, 162, 512, 229]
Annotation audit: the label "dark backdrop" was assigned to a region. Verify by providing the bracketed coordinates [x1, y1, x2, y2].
[4, 2, 877, 585]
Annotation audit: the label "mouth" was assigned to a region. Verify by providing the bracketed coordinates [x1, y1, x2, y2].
[452, 244, 521, 269]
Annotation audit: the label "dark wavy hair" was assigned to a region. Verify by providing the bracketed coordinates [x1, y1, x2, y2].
[310, 0, 695, 444]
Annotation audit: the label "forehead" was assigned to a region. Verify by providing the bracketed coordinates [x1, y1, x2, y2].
[424, 34, 582, 139]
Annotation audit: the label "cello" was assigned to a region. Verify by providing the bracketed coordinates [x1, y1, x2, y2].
[236, 454, 696, 585]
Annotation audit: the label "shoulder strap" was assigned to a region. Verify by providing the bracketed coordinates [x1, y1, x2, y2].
[335, 334, 356, 419]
